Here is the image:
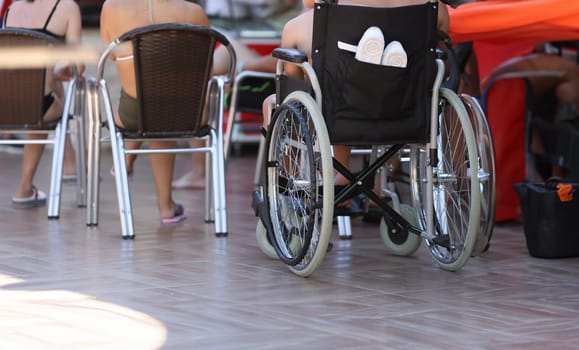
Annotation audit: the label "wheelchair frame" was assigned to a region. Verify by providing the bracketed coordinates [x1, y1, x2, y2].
[253, 0, 495, 276]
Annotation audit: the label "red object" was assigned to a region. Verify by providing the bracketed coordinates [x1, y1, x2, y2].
[474, 41, 536, 83]
[484, 76, 527, 221]
[476, 41, 536, 222]
[1, 0, 12, 21]
[244, 40, 279, 56]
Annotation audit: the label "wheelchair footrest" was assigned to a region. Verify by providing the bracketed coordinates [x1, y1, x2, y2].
[431, 235, 451, 249]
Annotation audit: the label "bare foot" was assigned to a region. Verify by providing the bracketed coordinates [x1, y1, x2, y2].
[172, 171, 204, 190]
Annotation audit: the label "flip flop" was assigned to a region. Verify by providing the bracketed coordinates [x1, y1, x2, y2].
[161, 204, 186, 224]
[12, 186, 47, 209]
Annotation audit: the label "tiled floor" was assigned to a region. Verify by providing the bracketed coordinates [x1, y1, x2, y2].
[1, 145, 579, 350]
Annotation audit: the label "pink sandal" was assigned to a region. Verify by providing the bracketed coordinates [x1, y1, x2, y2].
[161, 204, 186, 224]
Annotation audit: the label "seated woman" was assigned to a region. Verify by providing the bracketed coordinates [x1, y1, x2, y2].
[482, 44, 579, 180]
[99, 0, 210, 223]
[3, 0, 83, 208]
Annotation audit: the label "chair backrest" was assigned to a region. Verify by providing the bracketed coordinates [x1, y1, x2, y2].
[113, 23, 231, 138]
[0, 28, 57, 129]
[311, 1, 439, 145]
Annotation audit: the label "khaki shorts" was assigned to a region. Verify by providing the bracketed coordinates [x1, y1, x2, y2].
[118, 90, 139, 130]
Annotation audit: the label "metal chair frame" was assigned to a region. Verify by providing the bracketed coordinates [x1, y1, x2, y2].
[224, 70, 275, 160]
[86, 23, 236, 239]
[0, 28, 87, 218]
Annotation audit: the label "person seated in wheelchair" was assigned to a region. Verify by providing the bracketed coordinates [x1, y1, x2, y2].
[257, 0, 489, 276]
[263, 0, 450, 197]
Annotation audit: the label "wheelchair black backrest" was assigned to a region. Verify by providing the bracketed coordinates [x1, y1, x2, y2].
[312, 1, 439, 145]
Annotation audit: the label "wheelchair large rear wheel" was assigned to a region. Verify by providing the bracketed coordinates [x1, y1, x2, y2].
[410, 88, 481, 271]
[262, 91, 334, 277]
[460, 94, 496, 256]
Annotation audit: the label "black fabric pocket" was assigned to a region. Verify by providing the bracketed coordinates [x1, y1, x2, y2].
[334, 49, 413, 121]
[320, 45, 432, 145]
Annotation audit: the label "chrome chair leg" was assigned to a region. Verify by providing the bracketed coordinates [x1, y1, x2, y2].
[111, 133, 134, 239]
[48, 79, 75, 219]
[337, 216, 352, 240]
[74, 77, 87, 208]
[86, 79, 101, 226]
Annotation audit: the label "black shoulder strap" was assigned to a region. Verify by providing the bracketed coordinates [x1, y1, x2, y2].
[43, 0, 61, 30]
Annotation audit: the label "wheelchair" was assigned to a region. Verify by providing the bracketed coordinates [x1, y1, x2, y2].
[252, 0, 496, 277]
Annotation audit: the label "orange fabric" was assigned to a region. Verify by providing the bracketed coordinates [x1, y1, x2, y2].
[557, 183, 574, 202]
[449, 0, 579, 44]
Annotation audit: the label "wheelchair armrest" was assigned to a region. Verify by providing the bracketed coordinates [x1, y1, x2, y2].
[272, 48, 308, 64]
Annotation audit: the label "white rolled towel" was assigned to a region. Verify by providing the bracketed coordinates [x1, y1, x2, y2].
[381, 40, 407, 68]
[354, 26, 385, 65]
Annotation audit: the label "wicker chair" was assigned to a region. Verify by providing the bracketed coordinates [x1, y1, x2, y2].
[0, 28, 86, 218]
[86, 23, 236, 239]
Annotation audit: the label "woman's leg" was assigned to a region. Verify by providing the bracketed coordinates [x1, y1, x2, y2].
[334, 146, 351, 186]
[112, 102, 140, 175]
[172, 91, 218, 190]
[14, 90, 65, 200]
[120, 141, 140, 175]
[148, 140, 182, 219]
[15, 139, 47, 199]
[172, 140, 206, 189]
